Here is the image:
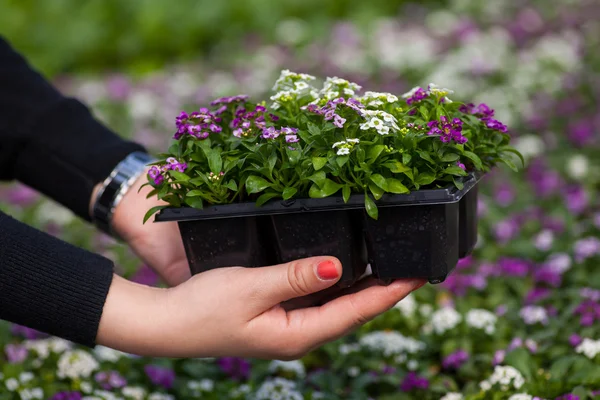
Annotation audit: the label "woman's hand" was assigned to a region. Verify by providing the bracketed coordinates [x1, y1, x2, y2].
[96, 256, 425, 359]
[92, 169, 192, 286]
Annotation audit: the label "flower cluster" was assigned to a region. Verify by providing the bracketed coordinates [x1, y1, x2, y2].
[427, 116, 468, 144]
[231, 104, 279, 137]
[359, 109, 400, 135]
[174, 108, 223, 140]
[147, 157, 187, 185]
[479, 365, 526, 391]
[460, 102, 508, 133]
[261, 126, 299, 143]
[332, 138, 360, 155]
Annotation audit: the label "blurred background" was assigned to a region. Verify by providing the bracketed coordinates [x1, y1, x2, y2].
[1, 0, 600, 398]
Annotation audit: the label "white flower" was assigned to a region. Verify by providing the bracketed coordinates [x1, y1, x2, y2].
[419, 304, 433, 317]
[122, 386, 146, 400]
[230, 384, 252, 398]
[346, 138, 360, 144]
[254, 378, 303, 400]
[508, 394, 533, 400]
[148, 394, 175, 400]
[534, 230, 554, 251]
[466, 309, 498, 334]
[394, 293, 417, 317]
[440, 393, 464, 400]
[567, 154, 589, 180]
[19, 372, 34, 383]
[57, 350, 99, 380]
[430, 307, 462, 334]
[359, 331, 425, 356]
[269, 360, 306, 377]
[575, 338, 600, 359]
[513, 134, 545, 161]
[337, 147, 350, 156]
[24, 337, 72, 359]
[347, 366, 360, 377]
[407, 360, 419, 370]
[80, 382, 94, 394]
[188, 379, 215, 392]
[5, 378, 19, 391]
[544, 253, 571, 273]
[339, 343, 360, 355]
[92, 390, 123, 400]
[520, 305, 549, 325]
[402, 86, 421, 98]
[479, 365, 525, 391]
[94, 346, 127, 362]
[18, 387, 44, 400]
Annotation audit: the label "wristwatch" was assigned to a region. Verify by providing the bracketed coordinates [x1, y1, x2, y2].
[92, 151, 157, 239]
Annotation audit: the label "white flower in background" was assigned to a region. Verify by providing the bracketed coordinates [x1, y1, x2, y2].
[513, 134, 545, 162]
[419, 304, 433, 317]
[148, 394, 175, 400]
[394, 293, 417, 317]
[544, 253, 572, 274]
[359, 331, 426, 356]
[230, 384, 252, 398]
[188, 379, 215, 392]
[94, 346, 128, 362]
[373, 21, 436, 70]
[75, 80, 108, 105]
[575, 338, 600, 359]
[407, 360, 419, 370]
[466, 309, 498, 334]
[312, 392, 326, 399]
[339, 343, 360, 355]
[17, 387, 44, 400]
[254, 378, 303, 400]
[5, 378, 19, 391]
[520, 305, 549, 325]
[534, 230, 555, 251]
[122, 386, 146, 400]
[269, 360, 306, 377]
[19, 372, 34, 383]
[80, 382, 93, 394]
[395, 353, 407, 364]
[360, 91, 398, 107]
[430, 307, 462, 334]
[92, 390, 122, 400]
[24, 337, 72, 360]
[57, 350, 99, 380]
[275, 19, 309, 46]
[479, 365, 525, 391]
[35, 201, 75, 227]
[440, 393, 464, 400]
[425, 9, 461, 36]
[347, 366, 360, 377]
[81, 397, 103, 400]
[508, 394, 533, 400]
[567, 154, 589, 180]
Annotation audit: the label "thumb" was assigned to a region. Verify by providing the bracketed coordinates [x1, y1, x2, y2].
[253, 256, 343, 307]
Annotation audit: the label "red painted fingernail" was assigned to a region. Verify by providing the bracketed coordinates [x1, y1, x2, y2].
[316, 260, 339, 280]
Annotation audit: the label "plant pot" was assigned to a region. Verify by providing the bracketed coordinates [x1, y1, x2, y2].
[154, 173, 482, 285]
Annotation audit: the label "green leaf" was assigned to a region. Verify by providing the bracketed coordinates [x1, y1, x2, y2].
[342, 185, 351, 203]
[184, 196, 204, 209]
[441, 153, 460, 162]
[224, 180, 238, 191]
[417, 151, 435, 164]
[312, 157, 328, 171]
[336, 155, 349, 168]
[402, 153, 412, 165]
[444, 166, 468, 176]
[500, 157, 519, 172]
[365, 194, 378, 220]
[282, 187, 298, 200]
[356, 147, 366, 164]
[256, 192, 280, 207]
[452, 176, 464, 190]
[383, 160, 410, 173]
[287, 148, 301, 165]
[268, 152, 277, 173]
[367, 145, 386, 161]
[307, 122, 321, 136]
[246, 175, 272, 194]
[168, 170, 190, 182]
[550, 356, 579, 379]
[504, 348, 534, 380]
[419, 106, 429, 120]
[386, 178, 409, 194]
[416, 172, 436, 185]
[462, 151, 483, 170]
[143, 205, 168, 224]
[309, 179, 343, 198]
[186, 190, 204, 197]
[369, 174, 388, 191]
[501, 147, 526, 168]
[307, 171, 326, 188]
[368, 183, 384, 200]
[207, 150, 223, 174]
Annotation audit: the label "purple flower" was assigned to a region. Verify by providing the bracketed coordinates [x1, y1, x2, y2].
[492, 350, 505, 366]
[533, 267, 562, 287]
[498, 257, 529, 277]
[3, 184, 39, 206]
[333, 114, 346, 128]
[525, 287, 551, 304]
[382, 365, 397, 374]
[400, 372, 429, 391]
[568, 119, 594, 147]
[49, 392, 83, 400]
[569, 334, 583, 347]
[427, 117, 467, 144]
[209, 94, 249, 106]
[217, 357, 251, 380]
[405, 87, 428, 105]
[457, 161, 466, 170]
[144, 365, 176, 389]
[5, 343, 28, 363]
[10, 324, 46, 340]
[261, 126, 280, 139]
[508, 337, 524, 351]
[556, 394, 580, 400]
[574, 300, 600, 326]
[495, 305, 508, 316]
[494, 182, 515, 207]
[95, 371, 127, 390]
[459, 102, 495, 119]
[526, 159, 563, 197]
[581, 287, 600, 302]
[563, 185, 588, 215]
[131, 265, 160, 286]
[106, 75, 131, 101]
[574, 237, 600, 263]
[285, 135, 299, 143]
[483, 118, 508, 133]
[442, 350, 469, 370]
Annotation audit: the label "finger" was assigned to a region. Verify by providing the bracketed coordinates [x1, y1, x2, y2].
[315, 276, 384, 305]
[286, 278, 426, 348]
[245, 256, 343, 310]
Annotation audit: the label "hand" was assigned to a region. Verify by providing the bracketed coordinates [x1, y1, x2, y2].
[92, 170, 191, 286]
[96, 256, 425, 359]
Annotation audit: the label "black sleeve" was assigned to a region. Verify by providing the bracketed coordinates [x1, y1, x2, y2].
[0, 210, 115, 347]
[0, 35, 147, 221]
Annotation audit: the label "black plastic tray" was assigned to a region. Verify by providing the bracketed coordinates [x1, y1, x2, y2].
[155, 173, 481, 286]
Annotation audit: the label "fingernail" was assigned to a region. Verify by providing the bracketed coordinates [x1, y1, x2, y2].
[316, 260, 339, 280]
[412, 279, 426, 289]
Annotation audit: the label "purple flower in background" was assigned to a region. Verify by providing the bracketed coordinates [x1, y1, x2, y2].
[400, 372, 429, 391]
[262, 126, 280, 139]
[525, 287, 551, 304]
[593, 213, 600, 229]
[574, 300, 600, 326]
[556, 394, 580, 400]
[144, 365, 176, 389]
[131, 265, 160, 286]
[95, 371, 127, 390]
[581, 287, 600, 301]
[382, 365, 397, 375]
[508, 337, 524, 351]
[11, 324, 46, 340]
[496, 305, 508, 316]
[442, 350, 469, 370]
[563, 185, 588, 215]
[533, 267, 562, 287]
[569, 334, 583, 347]
[3, 184, 39, 206]
[498, 258, 530, 277]
[106, 75, 131, 100]
[49, 392, 83, 400]
[492, 350, 505, 365]
[568, 119, 594, 147]
[457, 161, 466, 170]
[526, 158, 562, 197]
[5, 343, 28, 363]
[218, 357, 251, 380]
[210, 94, 249, 106]
[494, 182, 515, 207]
[493, 218, 520, 243]
[574, 237, 600, 263]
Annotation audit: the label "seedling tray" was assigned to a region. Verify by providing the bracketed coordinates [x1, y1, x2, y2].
[155, 173, 482, 287]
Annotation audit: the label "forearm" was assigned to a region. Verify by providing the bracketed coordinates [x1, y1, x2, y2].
[0, 36, 146, 221]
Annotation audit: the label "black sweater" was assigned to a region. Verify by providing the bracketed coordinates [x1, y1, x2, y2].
[0, 36, 147, 347]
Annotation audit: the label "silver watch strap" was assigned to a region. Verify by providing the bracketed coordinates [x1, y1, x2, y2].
[92, 151, 157, 239]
